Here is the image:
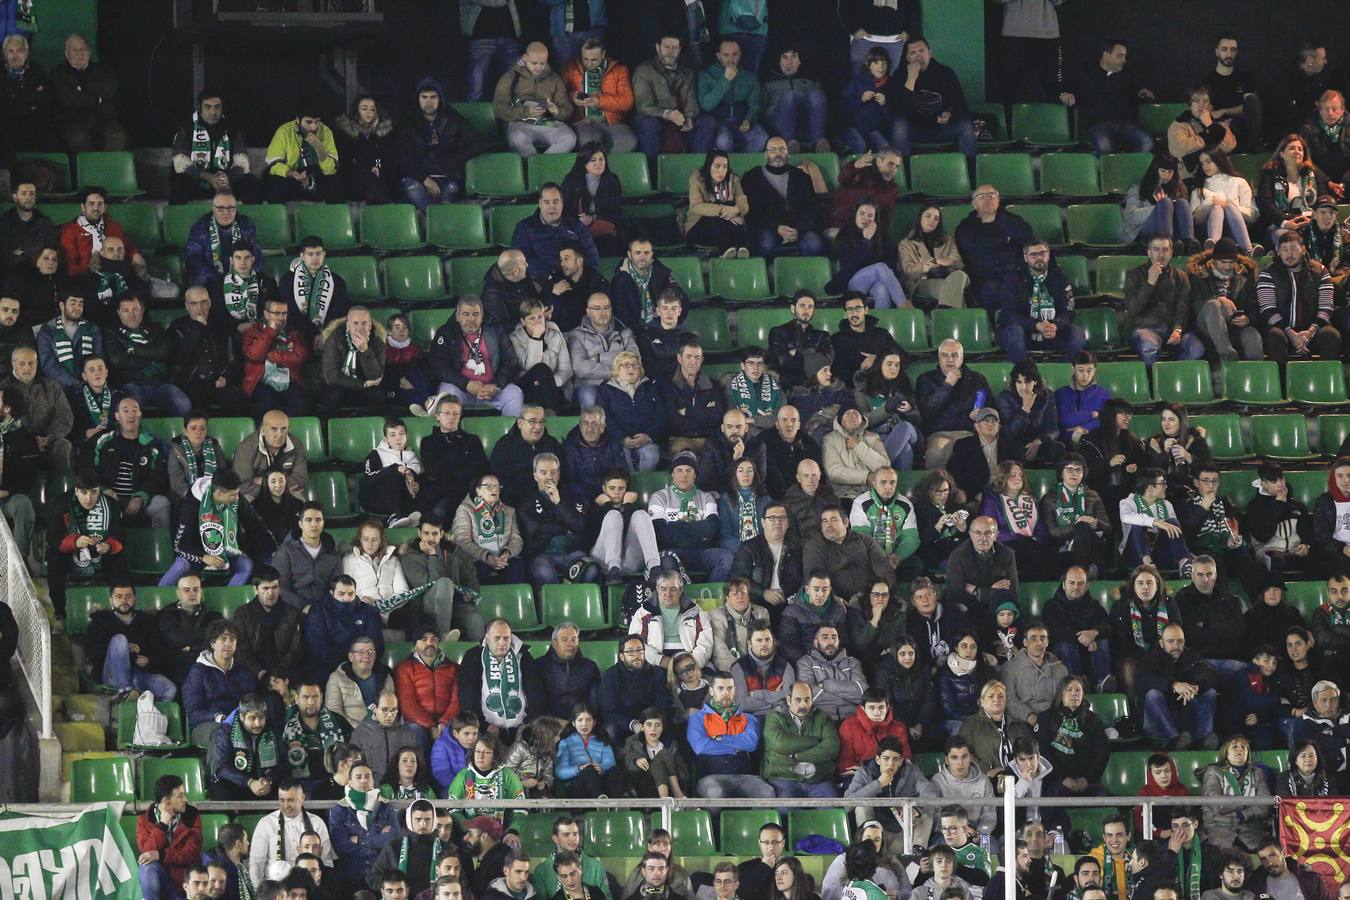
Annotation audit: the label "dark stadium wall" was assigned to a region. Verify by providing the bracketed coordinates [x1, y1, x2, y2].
[29, 0, 97, 69]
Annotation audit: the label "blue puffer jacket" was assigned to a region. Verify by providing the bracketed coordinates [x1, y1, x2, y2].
[937, 657, 992, 722]
[183, 214, 264, 286]
[181, 652, 259, 729]
[597, 377, 667, 445]
[430, 729, 471, 793]
[560, 424, 628, 505]
[303, 593, 385, 682]
[510, 211, 599, 280]
[328, 798, 400, 879]
[554, 732, 618, 782]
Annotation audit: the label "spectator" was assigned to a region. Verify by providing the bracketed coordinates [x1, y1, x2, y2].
[1199, 734, 1273, 850]
[767, 292, 832, 392]
[764, 47, 829, 154]
[743, 137, 823, 258]
[1246, 841, 1331, 900]
[233, 567, 305, 685]
[555, 704, 624, 798]
[366, 801, 442, 897]
[1060, 39, 1153, 155]
[86, 396, 171, 527]
[183, 192, 263, 287]
[264, 103, 339, 201]
[892, 38, 975, 163]
[687, 671, 774, 798]
[428, 295, 525, 417]
[958, 679, 1033, 782]
[86, 583, 175, 702]
[685, 150, 750, 257]
[840, 49, 898, 155]
[798, 623, 868, 722]
[698, 406, 767, 493]
[183, 619, 256, 749]
[1123, 153, 1195, 248]
[58, 187, 146, 279]
[829, 200, 905, 310]
[693, 39, 766, 153]
[0, 385, 36, 565]
[452, 474, 525, 585]
[562, 39, 637, 154]
[351, 692, 420, 786]
[458, 619, 545, 737]
[837, 689, 909, 779]
[628, 567, 714, 669]
[280, 236, 350, 348]
[1256, 135, 1321, 248]
[1247, 462, 1314, 578]
[156, 575, 225, 691]
[568, 293, 636, 411]
[203, 828, 251, 900]
[953, 186, 1033, 313]
[520, 451, 592, 589]
[783, 456, 837, 545]
[830, 292, 900, 387]
[830, 148, 902, 237]
[944, 513, 1019, 613]
[779, 570, 848, 664]
[730, 501, 801, 620]
[103, 294, 190, 417]
[246, 782, 335, 886]
[479, 249, 544, 330]
[931, 743, 997, 839]
[513, 185, 600, 281]
[233, 410, 308, 503]
[50, 34, 127, 153]
[1138, 624, 1218, 750]
[1278, 44, 1346, 137]
[240, 297, 309, 417]
[3, 345, 73, 471]
[1202, 36, 1262, 152]
[169, 90, 253, 204]
[1041, 458, 1109, 583]
[68, 357, 115, 449]
[913, 340, 990, 471]
[490, 406, 565, 508]
[1191, 150, 1259, 254]
[561, 406, 628, 505]
[37, 290, 101, 391]
[1186, 238, 1262, 362]
[381, 312, 429, 409]
[305, 576, 385, 684]
[494, 42, 576, 157]
[8, 244, 64, 327]
[210, 693, 287, 800]
[980, 462, 1057, 580]
[612, 237, 677, 335]
[1302, 197, 1348, 301]
[541, 238, 609, 334]
[947, 407, 1014, 502]
[0, 182, 56, 278]
[395, 624, 463, 745]
[161, 467, 267, 587]
[460, 0, 522, 103]
[318, 307, 386, 412]
[997, 241, 1084, 364]
[805, 506, 892, 600]
[849, 468, 920, 584]
[44, 468, 125, 619]
[631, 34, 699, 162]
[1313, 458, 1350, 571]
[0, 36, 55, 155]
[592, 353, 662, 472]
[898, 205, 968, 310]
[429, 712, 482, 793]
[1300, 90, 1350, 185]
[417, 395, 490, 521]
[137, 775, 205, 900]
[662, 336, 727, 453]
[992, 0, 1063, 103]
[397, 77, 480, 212]
[273, 503, 342, 612]
[328, 762, 400, 893]
[1125, 235, 1203, 368]
[558, 149, 625, 261]
[762, 680, 840, 798]
[169, 288, 244, 413]
[1168, 86, 1236, 188]
[328, 93, 398, 204]
[344, 521, 411, 618]
[360, 417, 423, 529]
[1258, 229, 1341, 364]
[80, 235, 148, 327]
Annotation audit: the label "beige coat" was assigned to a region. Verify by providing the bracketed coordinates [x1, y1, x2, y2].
[898, 234, 964, 295]
[1166, 117, 1236, 183]
[324, 666, 394, 730]
[684, 171, 749, 234]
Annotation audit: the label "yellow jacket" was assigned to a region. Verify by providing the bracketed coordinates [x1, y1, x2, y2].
[265, 119, 339, 178]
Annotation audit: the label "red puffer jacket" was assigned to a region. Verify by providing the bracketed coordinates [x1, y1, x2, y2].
[836, 703, 911, 776]
[136, 805, 203, 885]
[394, 653, 461, 729]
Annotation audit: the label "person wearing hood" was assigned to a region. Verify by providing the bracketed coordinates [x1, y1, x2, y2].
[931, 737, 998, 837]
[170, 89, 252, 202]
[837, 689, 910, 778]
[323, 634, 395, 729]
[458, 619, 545, 737]
[161, 467, 269, 588]
[561, 38, 637, 153]
[366, 799, 442, 896]
[597, 634, 675, 745]
[352, 692, 421, 786]
[494, 42, 577, 157]
[395, 624, 462, 740]
[318, 307, 386, 413]
[359, 417, 423, 527]
[183, 619, 258, 750]
[398, 79, 484, 212]
[762, 681, 841, 798]
[333, 94, 395, 204]
[485, 849, 541, 900]
[328, 760, 400, 894]
[763, 47, 830, 154]
[845, 736, 937, 853]
[304, 576, 385, 683]
[211, 693, 289, 800]
[1043, 566, 1112, 688]
[159, 572, 224, 684]
[274, 501, 341, 611]
[796, 623, 868, 722]
[996, 240, 1084, 364]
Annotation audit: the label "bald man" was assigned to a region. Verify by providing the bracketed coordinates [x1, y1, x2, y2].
[480, 249, 543, 329]
[782, 458, 837, 544]
[1138, 624, 1218, 750]
[493, 42, 577, 157]
[169, 287, 244, 412]
[51, 33, 129, 153]
[943, 514, 1019, 609]
[953, 185, 1034, 313]
[233, 410, 309, 501]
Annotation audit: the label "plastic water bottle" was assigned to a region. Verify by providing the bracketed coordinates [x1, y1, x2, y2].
[1050, 827, 1067, 856]
[979, 824, 992, 854]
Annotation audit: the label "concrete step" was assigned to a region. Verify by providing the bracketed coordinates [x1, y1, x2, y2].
[53, 721, 105, 753]
[52, 663, 79, 697]
[60, 693, 110, 726]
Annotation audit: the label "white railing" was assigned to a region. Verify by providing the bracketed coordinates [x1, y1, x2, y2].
[0, 513, 51, 738]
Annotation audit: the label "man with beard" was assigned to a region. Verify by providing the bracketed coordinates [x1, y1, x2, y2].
[58, 187, 147, 279]
[171, 91, 254, 202]
[183, 191, 263, 287]
[281, 680, 352, 798]
[79, 235, 148, 326]
[996, 240, 1084, 363]
[768, 292, 832, 392]
[742, 137, 824, 260]
[264, 104, 339, 201]
[795, 625, 868, 722]
[368, 800, 442, 896]
[597, 635, 674, 745]
[546, 242, 611, 333]
[0, 181, 57, 274]
[612, 238, 676, 335]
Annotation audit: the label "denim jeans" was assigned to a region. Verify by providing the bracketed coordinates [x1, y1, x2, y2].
[158, 553, 254, 588]
[574, 381, 603, 411]
[103, 634, 177, 699]
[672, 546, 735, 581]
[1143, 687, 1215, 741]
[843, 127, 892, 155]
[849, 36, 906, 74]
[1086, 121, 1154, 156]
[725, 33, 768, 74]
[436, 382, 525, 417]
[507, 122, 578, 157]
[1199, 204, 1256, 251]
[995, 321, 1087, 363]
[882, 420, 920, 470]
[847, 261, 907, 309]
[697, 773, 776, 798]
[466, 38, 521, 102]
[1123, 520, 1191, 569]
[769, 89, 827, 144]
[401, 176, 461, 213]
[1130, 325, 1205, 368]
[249, 383, 308, 417]
[139, 863, 183, 900]
[636, 116, 680, 162]
[625, 442, 661, 472]
[892, 117, 978, 160]
[551, 29, 603, 68]
[124, 382, 192, 417]
[691, 116, 768, 153]
[574, 120, 638, 153]
[769, 778, 839, 799]
[752, 227, 826, 260]
[1139, 198, 1195, 242]
[1053, 638, 1112, 685]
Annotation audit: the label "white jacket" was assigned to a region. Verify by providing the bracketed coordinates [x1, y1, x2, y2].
[627, 598, 713, 668]
[343, 546, 410, 601]
[1191, 172, 1256, 223]
[247, 807, 335, 886]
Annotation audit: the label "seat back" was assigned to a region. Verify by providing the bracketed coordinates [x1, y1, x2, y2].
[975, 153, 1036, 196]
[71, 757, 134, 803]
[1152, 360, 1214, 404]
[294, 204, 358, 250]
[1100, 152, 1154, 195]
[1094, 361, 1150, 405]
[1040, 152, 1100, 197]
[909, 153, 972, 198]
[465, 153, 527, 198]
[76, 151, 143, 195]
[383, 255, 450, 301]
[709, 258, 771, 302]
[1066, 204, 1125, 247]
[772, 256, 833, 298]
[427, 204, 490, 251]
[361, 204, 424, 251]
[930, 308, 992, 353]
[1006, 204, 1065, 246]
[1011, 103, 1073, 145]
[326, 255, 383, 302]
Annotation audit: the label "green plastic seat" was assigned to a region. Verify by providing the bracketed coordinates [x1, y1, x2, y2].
[1103, 751, 1149, 796]
[542, 583, 607, 630]
[527, 154, 575, 191]
[326, 256, 383, 302]
[1006, 204, 1065, 247]
[1011, 103, 1075, 147]
[143, 254, 179, 290]
[513, 815, 560, 856]
[622, 203, 680, 248]
[489, 204, 537, 246]
[969, 103, 1012, 147]
[1219, 470, 1257, 511]
[1100, 152, 1155, 196]
[328, 416, 384, 463]
[811, 308, 846, 335]
[1040, 152, 1100, 198]
[738, 309, 791, 347]
[294, 204, 359, 251]
[163, 203, 214, 248]
[262, 254, 291, 283]
[289, 416, 328, 463]
[885, 202, 921, 245]
[1229, 153, 1266, 187]
[873, 307, 930, 354]
[1285, 580, 1328, 621]
[684, 308, 730, 352]
[1066, 204, 1128, 249]
[791, 152, 841, 189]
[138, 757, 206, 801]
[1094, 256, 1147, 301]
[1152, 360, 1216, 405]
[546, 415, 580, 442]
[248, 204, 293, 251]
[1319, 414, 1350, 456]
[76, 151, 144, 196]
[1024, 468, 1057, 499]
[909, 153, 971, 198]
[361, 204, 425, 252]
[1189, 414, 1248, 461]
[466, 153, 528, 198]
[1284, 471, 1326, 510]
[664, 256, 709, 301]
[1057, 255, 1093, 298]
[1250, 414, 1313, 462]
[410, 308, 450, 350]
[199, 814, 228, 848]
[65, 586, 109, 637]
[450, 255, 498, 298]
[1018, 581, 1058, 618]
[720, 810, 780, 856]
[383, 256, 451, 302]
[930, 308, 993, 354]
[1074, 308, 1123, 353]
[461, 416, 514, 455]
[427, 204, 491, 252]
[975, 153, 1036, 197]
[1094, 361, 1151, 405]
[1038, 363, 1073, 391]
[709, 258, 771, 302]
[115, 203, 162, 249]
[203, 586, 253, 618]
[116, 699, 186, 748]
[1288, 360, 1349, 406]
[210, 417, 257, 458]
[1138, 104, 1188, 137]
[968, 362, 1012, 388]
[773, 256, 834, 298]
[580, 639, 619, 668]
[477, 584, 543, 632]
[584, 811, 648, 856]
[449, 102, 498, 140]
[381, 640, 413, 671]
[125, 528, 173, 575]
[1222, 361, 1287, 406]
[608, 153, 655, 198]
[658, 153, 705, 195]
[308, 471, 355, 519]
[788, 809, 851, 850]
[71, 757, 135, 803]
[137, 587, 179, 612]
[668, 810, 716, 855]
[17, 151, 75, 195]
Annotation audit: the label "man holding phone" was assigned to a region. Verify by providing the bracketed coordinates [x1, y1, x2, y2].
[562, 37, 637, 153]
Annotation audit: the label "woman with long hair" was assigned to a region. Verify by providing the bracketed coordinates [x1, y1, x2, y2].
[1122, 152, 1195, 248]
[1200, 734, 1273, 850]
[772, 857, 821, 900]
[718, 458, 771, 552]
[554, 703, 625, 798]
[1256, 133, 1324, 248]
[1107, 563, 1181, 698]
[380, 745, 436, 800]
[913, 469, 969, 572]
[828, 199, 907, 309]
[503, 715, 566, 798]
[342, 518, 410, 609]
[684, 149, 749, 257]
[874, 635, 937, 747]
[979, 461, 1057, 579]
[1080, 399, 1149, 520]
[334, 94, 396, 203]
[561, 143, 624, 256]
[995, 360, 1064, 467]
[1146, 402, 1212, 503]
[1191, 148, 1259, 254]
[898, 204, 968, 310]
[855, 351, 921, 471]
[937, 631, 993, 738]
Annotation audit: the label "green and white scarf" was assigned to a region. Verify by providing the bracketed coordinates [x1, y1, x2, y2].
[399, 834, 445, 885]
[1323, 118, 1344, 145]
[291, 258, 336, 325]
[175, 435, 218, 483]
[15, 0, 33, 28]
[190, 112, 232, 171]
[1129, 600, 1169, 651]
[735, 488, 759, 541]
[619, 259, 654, 321]
[150, 801, 180, 837]
[1029, 271, 1055, 321]
[0, 416, 25, 456]
[1048, 710, 1084, 756]
[117, 325, 168, 380]
[69, 492, 113, 576]
[222, 272, 260, 322]
[1178, 840, 1203, 900]
[208, 218, 241, 275]
[1321, 602, 1350, 627]
[728, 371, 781, 416]
[296, 125, 321, 183]
[1002, 491, 1037, 537]
[370, 582, 434, 616]
[1304, 221, 1343, 269]
[865, 490, 906, 553]
[1193, 495, 1234, 550]
[583, 62, 605, 121]
[669, 483, 700, 521]
[230, 716, 278, 778]
[483, 645, 525, 722]
[81, 384, 111, 427]
[1053, 483, 1085, 527]
[340, 327, 360, 379]
[94, 268, 128, 302]
[48, 318, 97, 374]
[469, 496, 505, 550]
[1132, 493, 1168, 521]
[198, 478, 240, 557]
[282, 704, 346, 776]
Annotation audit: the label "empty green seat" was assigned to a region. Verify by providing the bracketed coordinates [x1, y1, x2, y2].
[609, 153, 655, 197]
[1094, 256, 1146, 300]
[1220, 470, 1257, 510]
[1286, 580, 1328, 620]
[461, 416, 514, 454]
[1019, 581, 1059, 618]
[873, 307, 930, 354]
[1094, 361, 1151, 405]
[409, 309, 449, 349]
[289, 416, 328, 463]
[1007, 204, 1065, 246]
[361, 204, 425, 252]
[788, 809, 851, 850]
[584, 811, 647, 856]
[1066, 204, 1127, 248]
[1229, 153, 1266, 187]
[466, 153, 527, 198]
[658, 154, 705, 195]
[1284, 471, 1326, 509]
[1152, 360, 1215, 404]
[668, 810, 716, 855]
[428, 204, 490, 251]
[527, 154, 575, 191]
[451, 255, 498, 297]
[1320, 414, 1350, 456]
[1038, 362, 1073, 391]
[326, 256, 383, 302]
[1011, 103, 1074, 147]
[115, 203, 162, 249]
[1251, 415, 1313, 461]
[1103, 751, 1149, 796]
[969, 103, 1012, 147]
[738, 309, 791, 347]
[968, 362, 1012, 388]
[137, 586, 179, 612]
[249, 204, 293, 251]
[384, 256, 451, 302]
[1189, 414, 1248, 461]
[295, 204, 359, 250]
[125, 528, 173, 575]
[931, 308, 993, 353]
[1288, 360, 1348, 406]
[1057, 255, 1093, 297]
[909, 153, 971, 198]
[138, 757, 206, 801]
[477, 584, 542, 632]
[546, 415, 580, 442]
[513, 815, 559, 857]
[489, 205, 536, 246]
[665, 256, 709, 301]
[1075, 308, 1124, 353]
[975, 153, 1036, 197]
[77, 151, 144, 196]
[684, 308, 730, 352]
[710, 258, 771, 302]
[773, 256, 833, 298]
[1222, 361, 1286, 406]
[720, 810, 780, 856]
[1100, 152, 1154, 195]
[308, 471, 355, 518]
[17, 151, 75, 194]
[203, 586, 253, 618]
[542, 583, 606, 630]
[163, 203, 213, 248]
[1041, 152, 1101, 198]
[449, 102, 498, 140]
[71, 757, 134, 803]
[1138, 104, 1188, 137]
[328, 417, 384, 463]
[65, 586, 109, 637]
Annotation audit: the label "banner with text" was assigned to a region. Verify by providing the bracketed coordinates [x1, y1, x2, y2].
[0, 802, 138, 900]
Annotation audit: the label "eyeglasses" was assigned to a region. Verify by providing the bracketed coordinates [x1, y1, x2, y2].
[974, 191, 999, 199]
[870, 591, 890, 598]
[213, 205, 238, 211]
[1151, 480, 1167, 487]
[676, 665, 696, 676]
[1197, 477, 1220, 485]
[521, 417, 546, 425]
[480, 483, 501, 490]
[763, 514, 788, 522]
